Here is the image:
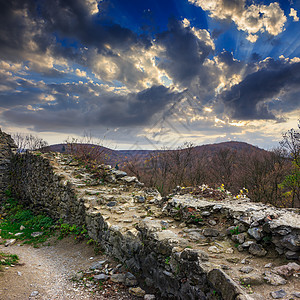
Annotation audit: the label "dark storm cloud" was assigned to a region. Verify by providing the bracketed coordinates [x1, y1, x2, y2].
[220, 59, 300, 120]
[156, 19, 214, 86]
[3, 84, 183, 130]
[0, 0, 150, 63]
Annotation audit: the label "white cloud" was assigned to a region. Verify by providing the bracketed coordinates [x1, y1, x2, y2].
[75, 68, 87, 77]
[189, 0, 287, 42]
[289, 8, 299, 22]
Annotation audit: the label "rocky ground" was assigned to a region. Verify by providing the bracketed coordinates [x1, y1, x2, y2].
[0, 237, 153, 300]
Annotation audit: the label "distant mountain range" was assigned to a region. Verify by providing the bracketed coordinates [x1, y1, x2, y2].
[45, 141, 268, 166]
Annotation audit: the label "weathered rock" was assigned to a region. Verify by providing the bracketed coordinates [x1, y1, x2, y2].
[248, 243, 267, 256]
[285, 250, 299, 260]
[30, 291, 39, 297]
[125, 272, 138, 286]
[232, 233, 247, 244]
[31, 232, 44, 238]
[273, 262, 300, 277]
[203, 228, 219, 237]
[129, 287, 146, 297]
[94, 274, 109, 281]
[144, 295, 155, 300]
[239, 266, 254, 274]
[90, 260, 107, 270]
[111, 273, 126, 283]
[292, 292, 300, 298]
[4, 239, 16, 247]
[240, 274, 264, 286]
[282, 234, 300, 251]
[248, 228, 263, 241]
[241, 241, 255, 248]
[208, 246, 223, 253]
[226, 257, 240, 264]
[270, 289, 286, 299]
[264, 271, 287, 286]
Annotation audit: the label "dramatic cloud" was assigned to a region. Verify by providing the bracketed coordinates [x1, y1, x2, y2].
[220, 59, 300, 120]
[156, 19, 214, 86]
[0, 0, 299, 149]
[189, 0, 287, 42]
[3, 83, 183, 130]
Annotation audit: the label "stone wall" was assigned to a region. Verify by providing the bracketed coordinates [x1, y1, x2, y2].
[1, 130, 300, 300]
[0, 129, 17, 199]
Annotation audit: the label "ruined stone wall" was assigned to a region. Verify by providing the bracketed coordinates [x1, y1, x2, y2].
[0, 129, 17, 199]
[9, 152, 86, 225]
[1, 130, 299, 300]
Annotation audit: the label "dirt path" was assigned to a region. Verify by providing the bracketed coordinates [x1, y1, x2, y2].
[0, 238, 135, 300]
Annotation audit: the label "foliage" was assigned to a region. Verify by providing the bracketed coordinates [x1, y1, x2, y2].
[56, 221, 88, 240]
[0, 196, 54, 247]
[0, 252, 19, 270]
[278, 120, 300, 207]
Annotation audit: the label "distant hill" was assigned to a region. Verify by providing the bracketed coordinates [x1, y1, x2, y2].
[45, 141, 269, 166]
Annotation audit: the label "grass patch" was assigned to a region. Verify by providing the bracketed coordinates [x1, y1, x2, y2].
[0, 196, 55, 247]
[0, 252, 19, 266]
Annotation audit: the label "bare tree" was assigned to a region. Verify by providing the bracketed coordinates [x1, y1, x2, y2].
[12, 133, 48, 152]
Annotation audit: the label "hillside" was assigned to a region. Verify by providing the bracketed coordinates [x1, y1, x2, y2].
[45, 141, 269, 166]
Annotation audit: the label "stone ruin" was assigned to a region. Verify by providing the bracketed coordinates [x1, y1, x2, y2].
[0, 130, 299, 299]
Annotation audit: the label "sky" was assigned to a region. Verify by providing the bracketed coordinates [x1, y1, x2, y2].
[0, 0, 300, 150]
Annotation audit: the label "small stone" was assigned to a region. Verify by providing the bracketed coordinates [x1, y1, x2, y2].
[237, 245, 244, 252]
[232, 233, 247, 244]
[90, 260, 107, 270]
[161, 220, 169, 229]
[129, 287, 146, 297]
[203, 228, 219, 237]
[94, 274, 109, 281]
[4, 239, 16, 247]
[292, 292, 300, 298]
[239, 266, 254, 274]
[248, 228, 263, 241]
[213, 204, 223, 211]
[125, 272, 138, 286]
[111, 273, 126, 283]
[208, 246, 223, 253]
[249, 243, 267, 256]
[14, 232, 23, 236]
[31, 232, 43, 238]
[201, 211, 211, 217]
[220, 264, 230, 270]
[107, 201, 117, 207]
[226, 257, 240, 264]
[240, 274, 264, 286]
[17, 271, 22, 276]
[241, 241, 255, 248]
[20, 225, 25, 230]
[273, 262, 300, 277]
[225, 248, 234, 254]
[265, 263, 273, 268]
[270, 289, 287, 299]
[264, 271, 287, 286]
[208, 220, 217, 226]
[144, 295, 155, 300]
[30, 291, 39, 297]
[136, 196, 145, 203]
[285, 250, 299, 260]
